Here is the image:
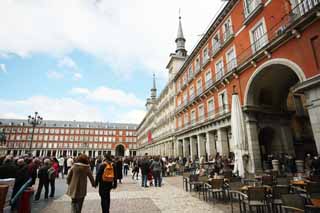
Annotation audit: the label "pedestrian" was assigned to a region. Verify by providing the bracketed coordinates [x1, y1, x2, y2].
[28, 158, 40, 186]
[90, 157, 95, 172]
[67, 156, 74, 173]
[96, 156, 102, 172]
[123, 158, 129, 176]
[66, 154, 95, 213]
[150, 156, 162, 187]
[140, 156, 150, 187]
[58, 155, 65, 178]
[132, 159, 139, 180]
[0, 155, 18, 179]
[95, 155, 117, 213]
[49, 158, 59, 198]
[35, 159, 51, 200]
[115, 157, 123, 184]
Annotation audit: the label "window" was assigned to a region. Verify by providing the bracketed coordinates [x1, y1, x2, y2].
[195, 56, 201, 72]
[70, 129, 74, 134]
[250, 18, 268, 53]
[191, 110, 196, 124]
[223, 17, 233, 41]
[189, 86, 195, 100]
[184, 113, 189, 125]
[198, 104, 204, 121]
[61, 129, 65, 134]
[207, 98, 215, 115]
[177, 96, 182, 106]
[212, 32, 221, 55]
[50, 128, 54, 134]
[183, 74, 188, 85]
[205, 70, 212, 88]
[218, 90, 228, 113]
[226, 47, 237, 71]
[183, 91, 188, 104]
[188, 66, 193, 79]
[215, 59, 224, 80]
[45, 128, 49, 134]
[197, 78, 202, 95]
[55, 129, 59, 134]
[244, 0, 262, 19]
[311, 36, 320, 69]
[203, 46, 210, 64]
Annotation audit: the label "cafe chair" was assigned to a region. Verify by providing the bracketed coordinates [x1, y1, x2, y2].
[307, 182, 320, 199]
[280, 193, 320, 213]
[205, 178, 225, 203]
[197, 176, 209, 200]
[188, 174, 199, 192]
[182, 172, 191, 191]
[228, 190, 248, 213]
[261, 175, 274, 186]
[243, 187, 269, 213]
[272, 185, 290, 213]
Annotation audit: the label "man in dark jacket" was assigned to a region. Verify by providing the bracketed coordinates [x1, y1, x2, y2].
[0, 156, 18, 179]
[140, 156, 150, 187]
[95, 155, 117, 213]
[35, 159, 51, 200]
[28, 158, 40, 186]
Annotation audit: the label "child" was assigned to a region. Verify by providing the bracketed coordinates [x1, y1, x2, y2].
[147, 168, 153, 187]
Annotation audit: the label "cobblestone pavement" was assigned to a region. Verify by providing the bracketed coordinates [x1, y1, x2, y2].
[32, 173, 236, 213]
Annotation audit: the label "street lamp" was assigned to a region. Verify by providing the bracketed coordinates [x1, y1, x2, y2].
[28, 112, 43, 155]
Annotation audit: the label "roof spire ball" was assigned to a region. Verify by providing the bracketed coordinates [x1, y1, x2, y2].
[175, 9, 187, 57]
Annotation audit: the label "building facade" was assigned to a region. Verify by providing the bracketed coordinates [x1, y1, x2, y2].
[138, 0, 320, 174]
[0, 119, 137, 157]
[136, 17, 188, 156]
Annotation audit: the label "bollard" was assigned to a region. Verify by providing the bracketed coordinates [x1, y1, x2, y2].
[18, 187, 34, 213]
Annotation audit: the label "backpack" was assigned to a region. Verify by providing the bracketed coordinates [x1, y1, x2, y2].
[48, 167, 55, 181]
[102, 162, 114, 182]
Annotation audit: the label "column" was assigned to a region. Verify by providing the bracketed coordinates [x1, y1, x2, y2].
[177, 140, 183, 157]
[245, 113, 262, 173]
[190, 136, 198, 160]
[216, 128, 229, 156]
[206, 131, 217, 159]
[306, 87, 320, 153]
[197, 134, 206, 158]
[182, 138, 189, 158]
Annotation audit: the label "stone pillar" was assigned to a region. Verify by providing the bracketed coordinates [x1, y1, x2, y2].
[197, 134, 206, 158]
[190, 136, 198, 160]
[245, 113, 263, 174]
[206, 131, 217, 159]
[183, 138, 190, 158]
[279, 123, 295, 156]
[216, 128, 229, 156]
[306, 87, 320, 154]
[177, 140, 183, 157]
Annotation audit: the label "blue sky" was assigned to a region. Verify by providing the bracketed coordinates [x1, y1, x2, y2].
[0, 0, 224, 123]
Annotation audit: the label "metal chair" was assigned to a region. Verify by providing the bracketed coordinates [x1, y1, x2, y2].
[182, 172, 191, 191]
[188, 174, 200, 192]
[228, 190, 248, 213]
[281, 194, 305, 213]
[243, 186, 269, 213]
[272, 185, 290, 213]
[262, 175, 274, 186]
[197, 176, 209, 200]
[205, 178, 225, 203]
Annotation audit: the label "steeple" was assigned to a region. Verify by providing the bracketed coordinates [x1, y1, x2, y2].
[150, 73, 157, 100]
[175, 14, 187, 57]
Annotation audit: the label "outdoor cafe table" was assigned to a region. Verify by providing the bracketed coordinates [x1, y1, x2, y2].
[311, 198, 320, 207]
[290, 180, 308, 188]
[240, 185, 272, 193]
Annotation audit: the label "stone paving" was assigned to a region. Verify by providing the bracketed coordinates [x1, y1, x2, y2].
[32, 173, 235, 213]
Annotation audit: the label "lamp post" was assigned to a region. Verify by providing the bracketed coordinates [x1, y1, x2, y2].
[28, 112, 43, 155]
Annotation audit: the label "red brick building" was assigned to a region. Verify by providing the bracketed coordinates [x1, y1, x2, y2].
[173, 0, 320, 173]
[0, 119, 137, 157]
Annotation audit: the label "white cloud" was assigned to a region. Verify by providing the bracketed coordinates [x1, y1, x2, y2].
[70, 86, 144, 107]
[58, 56, 77, 70]
[0, 64, 7, 73]
[0, 96, 103, 121]
[47, 70, 64, 79]
[73, 73, 82, 80]
[0, 96, 145, 123]
[0, 0, 225, 79]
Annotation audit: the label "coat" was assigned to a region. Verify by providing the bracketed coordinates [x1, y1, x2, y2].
[115, 161, 123, 180]
[95, 162, 117, 197]
[66, 163, 95, 199]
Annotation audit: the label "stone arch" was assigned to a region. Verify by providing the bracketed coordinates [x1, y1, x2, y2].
[244, 58, 306, 106]
[115, 144, 125, 157]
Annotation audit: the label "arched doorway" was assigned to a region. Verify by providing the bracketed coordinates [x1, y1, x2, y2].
[245, 60, 316, 161]
[115, 144, 125, 157]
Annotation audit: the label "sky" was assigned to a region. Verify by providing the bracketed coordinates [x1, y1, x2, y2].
[0, 0, 225, 124]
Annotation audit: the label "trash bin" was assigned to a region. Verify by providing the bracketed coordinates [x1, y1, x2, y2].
[18, 187, 34, 213]
[0, 185, 9, 211]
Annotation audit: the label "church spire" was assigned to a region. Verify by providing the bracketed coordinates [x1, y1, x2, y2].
[175, 13, 187, 57]
[150, 73, 157, 100]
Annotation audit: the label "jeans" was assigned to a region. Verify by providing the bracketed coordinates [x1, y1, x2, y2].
[141, 174, 148, 187]
[100, 191, 111, 213]
[153, 171, 161, 187]
[71, 197, 84, 213]
[59, 166, 64, 178]
[35, 180, 49, 200]
[50, 178, 55, 197]
[123, 165, 129, 176]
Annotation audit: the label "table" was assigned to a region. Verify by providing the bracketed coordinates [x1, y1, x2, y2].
[311, 198, 320, 207]
[240, 185, 272, 193]
[290, 180, 307, 187]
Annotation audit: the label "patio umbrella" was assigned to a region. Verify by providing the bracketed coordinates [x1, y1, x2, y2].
[231, 91, 247, 178]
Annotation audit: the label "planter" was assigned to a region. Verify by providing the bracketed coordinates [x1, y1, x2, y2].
[295, 160, 304, 173]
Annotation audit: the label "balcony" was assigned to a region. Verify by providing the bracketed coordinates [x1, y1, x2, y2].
[243, 0, 263, 25]
[197, 87, 203, 96]
[189, 93, 195, 102]
[215, 67, 224, 81]
[226, 58, 237, 72]
[291, 0, 320, 21]
[202, 56, 211, 68]
[195, 64, 201, 74]
[223, 28, 235, 46]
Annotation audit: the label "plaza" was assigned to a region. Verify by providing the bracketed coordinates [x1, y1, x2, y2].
[31, 173, 232, 213]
